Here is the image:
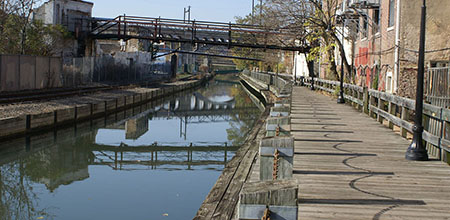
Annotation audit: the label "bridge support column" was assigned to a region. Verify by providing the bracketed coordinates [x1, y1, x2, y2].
[171, 54, 178, 78]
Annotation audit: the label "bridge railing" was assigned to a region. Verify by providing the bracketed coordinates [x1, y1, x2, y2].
[304, 77, 450, 161]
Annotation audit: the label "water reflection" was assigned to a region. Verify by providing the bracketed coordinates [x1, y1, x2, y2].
[0, 75, 263, 220]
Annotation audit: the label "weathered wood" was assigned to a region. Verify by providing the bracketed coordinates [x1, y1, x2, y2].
[266, 116, 291, 126]
[363, 87, 369, 114]
[238, 180, 298, 220]
[194, 109, 269, 220]
[270, 106, 290, 117]
[401, 106, 409, 138]
[377, 97, 383, 123]
[388, 101, 394, 129]
[290, 86, 450, 220]
[259, 136, 294, 180]
[240, 180, 298, 206]
[266, 124, 291, 137]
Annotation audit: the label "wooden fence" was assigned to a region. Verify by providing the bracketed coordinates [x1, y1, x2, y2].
[305, 77, 450, 162]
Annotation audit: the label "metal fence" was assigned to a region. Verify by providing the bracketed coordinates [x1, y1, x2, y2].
[0, 54, 173, 92]
[62, 55, 172, 87]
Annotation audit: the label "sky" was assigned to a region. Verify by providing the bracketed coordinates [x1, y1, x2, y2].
[90, 0, 254, 23]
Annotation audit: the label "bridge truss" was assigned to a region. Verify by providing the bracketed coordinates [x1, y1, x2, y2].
[90, 15, 308, 52]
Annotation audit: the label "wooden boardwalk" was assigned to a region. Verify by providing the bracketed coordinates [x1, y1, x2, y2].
[289, 86, 450, 219]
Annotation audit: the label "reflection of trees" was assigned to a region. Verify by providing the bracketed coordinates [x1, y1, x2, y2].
[22, 137, 94, 192]
[0, 161, 49, 220]
[0, 136, 94, 219]
[226, 86, 262, 146]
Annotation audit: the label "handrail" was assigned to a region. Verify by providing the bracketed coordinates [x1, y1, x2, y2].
[91, 15, 297, 36]
[303, 77, 450, 159]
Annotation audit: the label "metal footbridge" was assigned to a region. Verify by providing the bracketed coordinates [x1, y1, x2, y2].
[90, 15, 308, 52]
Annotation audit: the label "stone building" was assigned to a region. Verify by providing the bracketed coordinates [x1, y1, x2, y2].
[34, 0, 94, 59]
[34, 0, 93, 32]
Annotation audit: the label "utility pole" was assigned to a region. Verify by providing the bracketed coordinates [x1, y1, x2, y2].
[406, 0, 428, 161]
[252, 0, 255, 24]
[184, 6, 191, 23]
[259, 0, 263, 25]
[337, 17, 346, 104]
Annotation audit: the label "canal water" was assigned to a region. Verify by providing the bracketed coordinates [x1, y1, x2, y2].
[0, 75, 263, 220]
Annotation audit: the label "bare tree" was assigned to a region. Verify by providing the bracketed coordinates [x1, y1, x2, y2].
[266, 0, 352, 80]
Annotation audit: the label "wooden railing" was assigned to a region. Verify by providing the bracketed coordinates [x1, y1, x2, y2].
[304, 77, 450, 161]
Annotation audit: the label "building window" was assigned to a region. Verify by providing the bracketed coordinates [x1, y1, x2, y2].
[373, 9, 380, 33]
[386, 71, 393, 93]
[430, 61, 450, 68]
[355, 19, 360, 35]
[362, 16, 368, 38]
[56, 4, 60, 24]
[388, 0, 395, 27]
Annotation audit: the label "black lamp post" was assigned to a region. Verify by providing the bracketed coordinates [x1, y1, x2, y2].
[406, 0, 428, 161]
[337, 17, 346, 104]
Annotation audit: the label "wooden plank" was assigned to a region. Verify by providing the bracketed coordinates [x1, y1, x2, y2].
[289, 86, 450, 220]
[194, 109, 269, 220]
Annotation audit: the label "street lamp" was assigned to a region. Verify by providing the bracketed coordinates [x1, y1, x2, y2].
[337, 17, 346, 104]
[406, 0, 428, 161]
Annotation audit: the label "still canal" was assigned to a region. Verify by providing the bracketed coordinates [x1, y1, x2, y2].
[0, 75, 263, 220]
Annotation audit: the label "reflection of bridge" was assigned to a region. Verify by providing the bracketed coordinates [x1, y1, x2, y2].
[92, 143, 237, 171]
[159, 92, 235, 111]
[91, 16, 308, 52]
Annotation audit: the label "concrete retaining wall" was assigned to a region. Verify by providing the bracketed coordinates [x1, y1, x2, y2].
[0, 55, 62, 92]
[0, 77, 209, 140]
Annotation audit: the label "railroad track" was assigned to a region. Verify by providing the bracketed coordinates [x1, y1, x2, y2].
[0, 86, 124, 104]
[0, 75, 202, 105]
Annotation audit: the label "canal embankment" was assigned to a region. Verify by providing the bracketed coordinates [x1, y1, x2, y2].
[195, 71, 295, 219]
[0, 74, 213, 140]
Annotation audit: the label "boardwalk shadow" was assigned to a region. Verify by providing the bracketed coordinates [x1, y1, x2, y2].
[299, 199, 426, 206]
[293, 170, 394, 175]
[295, 152, 376, 156]
[291, 130, 354, 134]
[294, 139, 363, 143]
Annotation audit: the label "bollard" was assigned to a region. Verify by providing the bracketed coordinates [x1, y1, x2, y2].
[266, 124, 291, 137]
[238, 179, 298, 220]
[270, 106, 290, 117]
[259, 136, 294, 181]
[266, 116, 291, 126]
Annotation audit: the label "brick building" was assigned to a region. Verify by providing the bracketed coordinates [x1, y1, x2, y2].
[315, 0, 450, 98]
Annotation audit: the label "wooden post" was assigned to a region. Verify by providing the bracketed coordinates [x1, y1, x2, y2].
[270, 106, 290, 117]
[401, 106, 409, 138]
[388, 102, 394, 129]
[363, 87, 369, 114]
[377, 97, 383, 123]
[259, 136, 294, 181]
[238, 180, 298, 220]
[266, 116, 291, 126]
[369, 95, 375, 118]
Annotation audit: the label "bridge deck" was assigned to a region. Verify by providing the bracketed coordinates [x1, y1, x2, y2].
[291, 87, 450, 219]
